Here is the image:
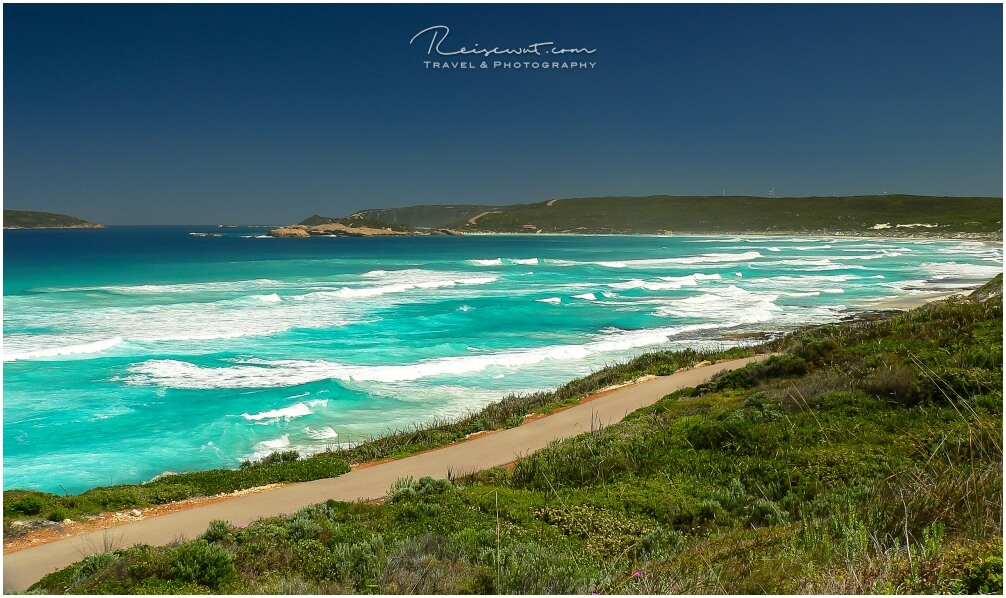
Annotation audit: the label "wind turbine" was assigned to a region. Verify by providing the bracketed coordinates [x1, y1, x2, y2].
[768, 187, 775, 198]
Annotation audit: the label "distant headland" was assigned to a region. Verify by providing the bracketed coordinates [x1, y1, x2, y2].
[270, 194, 1003, 239]
[3, 210, 104, 230]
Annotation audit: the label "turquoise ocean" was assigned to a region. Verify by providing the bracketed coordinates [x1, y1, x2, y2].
[3, 228, 1002, 493]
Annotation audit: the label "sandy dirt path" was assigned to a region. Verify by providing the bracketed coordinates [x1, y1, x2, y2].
[3, 355, 767, 592]
[467, 211, 499, 225]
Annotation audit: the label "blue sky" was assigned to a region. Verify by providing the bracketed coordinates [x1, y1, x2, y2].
[4, 4, 1002, 224]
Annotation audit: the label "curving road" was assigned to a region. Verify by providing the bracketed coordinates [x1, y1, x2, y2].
[3, 355, 767, 592]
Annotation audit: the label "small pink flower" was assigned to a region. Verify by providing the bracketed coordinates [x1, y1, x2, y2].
[632, 571, 644, 579]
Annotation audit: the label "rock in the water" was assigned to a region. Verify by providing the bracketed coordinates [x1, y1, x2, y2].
[269, 226, 310, 238]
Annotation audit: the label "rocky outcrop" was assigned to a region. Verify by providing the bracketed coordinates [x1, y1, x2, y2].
[308, 223, 412, 237]
[430, 229, 464, 236]
[268, 223, 414, 238]
[268, 226, 311, 238]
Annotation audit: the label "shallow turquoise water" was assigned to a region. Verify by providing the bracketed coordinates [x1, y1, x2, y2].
[3, 228, 1001, 492]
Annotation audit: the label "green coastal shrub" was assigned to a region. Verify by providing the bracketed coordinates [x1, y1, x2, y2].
[860, 365, 923, 405]
[709, 354, 809, 391]
[747, 499, 789, 527]
[47, 507, 70, 522]
[8, 494, 47, 516]
[202, 520, 233, 543]
[85, 486, 149, 511]
[71, 552, 121, 586]
[386, 475, 454, 504]
[168, 540, 237, 590]
[147, 483, 194, 504]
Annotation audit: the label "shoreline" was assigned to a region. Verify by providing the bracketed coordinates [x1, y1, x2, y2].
[865, 289, 976, 310]
[1, 366, 680, 554]
[3, 355, 766, 565]
[2, 285, 990, 500]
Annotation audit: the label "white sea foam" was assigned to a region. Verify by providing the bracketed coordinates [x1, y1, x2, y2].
[6, 294, 359, 352]
[3, 336, 125, 362]
[543, 259, 579, 267]
[749, 258, 869, 271]
[831, 251, 906, 260]
[741, 274, 864, 297]
[597, 251, 763, 268]
[9, 270, 503, 359]
[123, 324, 724, 390]
[604, 272, 720, 292]
[470, 258, 503, 266]
[52, 279, 282, 295]
[572, 293, 598, 301]
[511, 258, 539, 265]
[293, 276, 496, 301]
[304, 426, 339, 440]
[241, 402, 316, 422]
[536, 297, 562, 304]
[653, 285, 782, 324]
[545, 251, 762, 269]
[256, 434, 290, 450]
[921, 262, 1003, 279]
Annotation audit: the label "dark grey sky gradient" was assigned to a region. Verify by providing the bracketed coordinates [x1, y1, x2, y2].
[4, 4, 1002, 224]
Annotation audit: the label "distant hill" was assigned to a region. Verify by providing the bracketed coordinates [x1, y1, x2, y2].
[3, 210, 103, 229]
[441, 194, 1002, 237]
[303, 195, 1001, 238]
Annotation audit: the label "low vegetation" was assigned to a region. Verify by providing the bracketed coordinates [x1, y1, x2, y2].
[28, 275, 1003, 594]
